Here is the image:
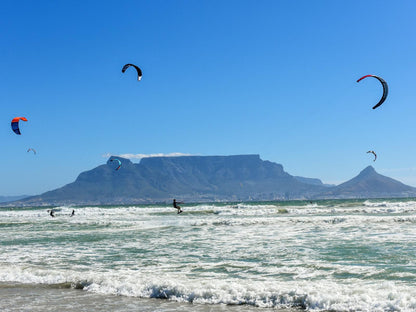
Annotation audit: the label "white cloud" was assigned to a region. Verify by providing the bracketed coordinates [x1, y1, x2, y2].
[102, 152, 194, 159]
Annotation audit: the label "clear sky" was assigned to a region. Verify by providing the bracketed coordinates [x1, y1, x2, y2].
[2, 0, 416, 195]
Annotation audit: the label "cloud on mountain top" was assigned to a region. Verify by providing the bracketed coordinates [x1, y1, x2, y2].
[102, 152, 193, 159]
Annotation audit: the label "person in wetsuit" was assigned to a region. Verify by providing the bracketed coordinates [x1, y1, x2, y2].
[173, 199, 183, 214]
[49, 209, 55, 217]
[70, 209, 75, 217]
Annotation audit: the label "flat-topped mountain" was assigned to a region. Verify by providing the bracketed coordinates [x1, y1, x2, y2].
[8, 155, 325, 205]
[4, 156, 416, 206]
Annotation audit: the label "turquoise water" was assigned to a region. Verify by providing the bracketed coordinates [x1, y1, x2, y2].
[1, 199, 416, 311]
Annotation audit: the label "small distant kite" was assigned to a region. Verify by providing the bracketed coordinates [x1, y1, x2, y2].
[356, 75, 388, 109]
[367, 150, 377, 162]
[122, 64, 142, 81]
[27, 148, 36, 155]
[11, 117, 28, 135]
[110, 158, 122, 170]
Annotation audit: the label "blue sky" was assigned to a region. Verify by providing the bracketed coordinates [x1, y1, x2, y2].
[1, 0, 416, 195]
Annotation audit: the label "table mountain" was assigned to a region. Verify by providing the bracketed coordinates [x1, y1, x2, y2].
[5, 156, 416, 206]
[10, 155, 325, 205]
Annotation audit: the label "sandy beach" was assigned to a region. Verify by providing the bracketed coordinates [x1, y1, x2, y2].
[0, 284, 296, 312]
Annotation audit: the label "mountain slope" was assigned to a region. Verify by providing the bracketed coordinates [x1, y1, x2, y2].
[13, 155, 326, 205]
[0, 195, 30, 203]
[7, 158, 416, 206]
[315, 166, 416, 199]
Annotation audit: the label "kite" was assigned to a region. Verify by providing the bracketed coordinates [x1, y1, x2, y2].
[357, 75, 388, 109]
[11, 117, 28, 135]
[122, 64, 142, 81]
[27, 148, 36, 155]
[367, 150, 377, 162]
[110, 158, 122, 170]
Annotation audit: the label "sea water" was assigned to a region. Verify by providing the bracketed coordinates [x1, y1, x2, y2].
[1, 199, 416, 311]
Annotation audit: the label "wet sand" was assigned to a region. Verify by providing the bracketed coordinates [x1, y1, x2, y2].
[0, 284, 299, 312]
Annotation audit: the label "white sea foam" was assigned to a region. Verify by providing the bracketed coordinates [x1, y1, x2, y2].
[1, 264, 416, 311]
[1, 199, 416, 311]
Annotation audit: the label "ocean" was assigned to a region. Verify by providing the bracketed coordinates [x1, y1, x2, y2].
[1, 199, 416, 311]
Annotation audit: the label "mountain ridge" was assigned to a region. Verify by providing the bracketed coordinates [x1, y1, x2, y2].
[314, 166, 416, 199]
[4, 155, 416, 206]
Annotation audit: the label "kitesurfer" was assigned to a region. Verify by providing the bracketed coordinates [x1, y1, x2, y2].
[70, 209, 75, 217]
[49, 209, 55, 217]
[173, 199, 183, 214]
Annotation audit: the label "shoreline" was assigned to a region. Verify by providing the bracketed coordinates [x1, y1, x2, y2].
[0, 283, 299, 312]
